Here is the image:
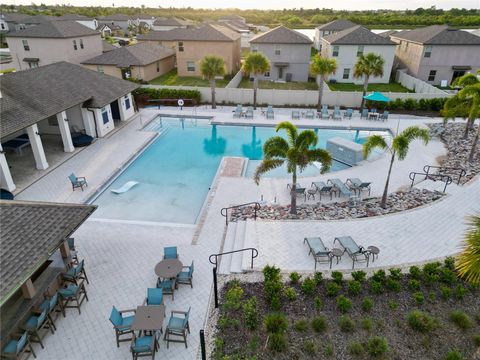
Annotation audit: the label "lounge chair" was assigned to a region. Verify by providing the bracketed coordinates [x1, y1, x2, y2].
[22, 308, 54, 349]
[245, 107, 254, 119]
[293, 187, 306, 202]
[163, 246, 178, 259]
[332, 106, 341, 120]
[109, 306, 136, 347]
[266, 105, 274, 119]
[164, 307, 191, 349]
[1, 331, 36, 359]
[311, 181, 334, 200]
[131, 332, 159, 360]
[68, 173, 87, 191]
[344, 108, 353, 119]
[291, 110, 300, 119]
[346, 178, 371, 196]
[2, 135, 31, 155]
[304, 237, 334, 269]
[327, 178, 354, 198]
[233, 105, 242, 118]
[360, 109, 369, 119]
[286, 182, 302, 190]
[176, 261, 194, 288]
[334, 236, 370, 269]
[380, 111, 389, 121]
[305, 109, 315, 119]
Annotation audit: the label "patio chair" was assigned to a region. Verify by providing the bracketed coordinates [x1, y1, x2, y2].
[164, 307, 191, 349]
[327, 178, 353, 198]
[305, 109, 315, 119]
[22, 308, 54, 349]
[370, 108, 377, 113]
[332, 106, 342, 120]
[360, 109, 369, 119]
[286, 182, 302, 190]
[292, 187, 306, 202]
[334, 236, 369, 269]
[344, 108, 353, 119]
[109, 306, 136, 347]
[62, 259, 89, 285]
[346, 178, 371, 196]
[304, 237, 334, 269]
[144, 288, 165, 308]
[57, 280, 88, 316]
[176, 261, 194, 288]
[311, 181, 335, 200]
[380, 111, 389, 121]
[2, 136, 31, 155]
[233, 105, 242, 118]
[291, 110, 300, 119]
[266, 105, 274, 119]
[156, 278, 175, 300]
[131, 332, 159, 360]
[38, 292, 61, 330]
[163, 246, 178, 259]
[67, 237, 78, 264]
[68, 173, 87, 191]
[1, 331, 36, 359]
[320, 107, 329, 119]
[245, 107, 254, 119]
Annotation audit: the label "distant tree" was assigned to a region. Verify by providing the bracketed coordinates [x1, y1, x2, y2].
[354, 53, 385, 109]
[200, 55, 225, 109]
[242, 52, 270, 109]
[310, 55, 337, 111]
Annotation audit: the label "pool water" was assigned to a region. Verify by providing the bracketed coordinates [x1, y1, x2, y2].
[92, 118, 386, 224]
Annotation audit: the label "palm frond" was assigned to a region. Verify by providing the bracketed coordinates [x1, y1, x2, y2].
[310, 55, 337, 77]
[254, 159, 284, 184]
[392, 135, 410, 160]
[263, 136, 289, 159]
[295, 130, 318, 150]
[242, 52, 270, 76]
[276, 121, 298, 145]
[456, 215, 480, 285]
[200, 55, 225, 80]
[362, 135, 388, 159]
[307, 148, 333, 174]
[397, 127, 430, 158]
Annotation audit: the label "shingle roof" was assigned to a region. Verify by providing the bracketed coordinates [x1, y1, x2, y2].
[102, 40, 116, 52]
[54, 14, 93, 21]
[391, 25, 480, 45]
[98, 14, 132, 21]
[138, 24, 240, 42]
[0, 200, 96, 304]
[378, 30, 399, 38]
[221, 20, 249, 32]
[23, 14, 54, 24]
[6, 20, 99, 38]
[1, 13, 32, 23]
[250, 26, 312, 44]
[153, 17, 191, 27]
[316, 19, 357, 31]
[82, 42, 174, 67]
[323, 25, 396, 45]
[0, 61, 139, 137]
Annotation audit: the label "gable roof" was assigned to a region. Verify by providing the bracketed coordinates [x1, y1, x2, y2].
[138, 24, 240, 42]
[316, 19, 357, 31]
[323, 25, 396, 45]
[1, 13, 32, 23]
[221, 20, 249, 32]
[82, 42, 174, 67]
[6, 20, 99, 38]
[23, 14, 54, 24]
[153, 17, 191, 27]
[250, 25, 312, 44]
[54, 14, 93, 21]
[378, 30, 399, 38]
[102, 40, 116, 52]
[0, 200, 96, 304]
[0, 61, 139, 138]
[391, 25, 480, 45]
[98, 14, 132, 21]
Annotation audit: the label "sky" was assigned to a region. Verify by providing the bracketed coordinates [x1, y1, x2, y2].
[2, 0, 479, 9]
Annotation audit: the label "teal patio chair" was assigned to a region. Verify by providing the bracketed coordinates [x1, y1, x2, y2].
[332, 106, 341, 120]
[156, 278, 175, 300]
[39, 292, 61, 330]
[62, 259, 89, 285]
[1, 331, 36, 359]
[68, 173, 87, 191]
[109, 306, 136, 347]
[23, 308, 54, 349]
[57, 281, 88, 316]
[344, 108, 353, 119]
[233, 105, 242, 118]
[131, 332, 159, 360]
[245, 107, 253, 119]
[163, 247, 178, 259]
[176, 261, 194, 288]
[164, 307, 191, 348]
[360, 108, 369, 119]
[67, 237, 78, 264]
[320, 107, 329, 119]
[380, 111, 389, 121]
[305, 109, 315, 119]
[291, 110, 300, 119]
[266, 105, 274, 119]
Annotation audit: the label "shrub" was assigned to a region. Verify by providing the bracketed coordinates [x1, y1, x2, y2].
[449, 310, 473, 329]
[423, 262, 441, 276]
[133, 87, 202, 103]
[263, 265, 281, 283]
[428, 291, 437, 302]
[331, 271, 343, 284]
[371, 280, 384, 294]
[289, 271, 301, 284]
[371, 269, 386, 283]
[386, 278, 401, 292]
[314, 271, 323, 285]
[413, 291, 425, 305]
[218, 315, 240, 329]
[312, 315, 328, 332]
[339, 315, 354, 332]
[268, 333, 286, 352]
[264, 313, 288, 333]
[324, 343, 334, 356]
[454, 285, 466, 300]
[409, 266, 422, 279]
[326, 282, 340, 297]
[264, 265, 283, 310]
[444, 349, 465, 360]
[351, 270, 367, 282]
[441, 286, 452, 300]
[473, 335, 480, 346]
[284, 287, 297, 301]
[314, 296, 323, 310]
[243, 297, 258, 330]
[388, 300, 399, 310]
[294, 319, 308, 332]
[224, 285, 244, 311]
[403, 98, 417, 110]
[348, 280, 361, 296]
[366, 336, 389, 357]
[336, 295, 353, 313]
[301, 277, 316, 295]
[360, 317, 373, 331]
[407, 310, 438, 332]
[270, 296, 281, 311]
[389, 268, 402, 280]
[348, 341, 364, 356]
[362, 297, 374, 312]
[409, 279, 421, 291]
[303, 339, 316, 354]
[440, 268, 457, 284]
[444, 257, 455, 270]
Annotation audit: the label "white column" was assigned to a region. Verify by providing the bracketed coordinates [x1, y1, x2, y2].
[56, 111, 75, 153]
[118, 98, 127, 121]
[26, 124, 49, 170]
[81, 108, 96, 138]
[0, 144, 16, 191]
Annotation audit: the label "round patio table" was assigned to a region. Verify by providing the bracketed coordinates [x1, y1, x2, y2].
[155, 259, 183, 279]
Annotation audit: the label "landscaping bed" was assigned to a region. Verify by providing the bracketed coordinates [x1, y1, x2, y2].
[327, 82, 412, 93]
[238, 78, 318, 90]
[149, 69, 230, 87]
[212, 262, 480, 359]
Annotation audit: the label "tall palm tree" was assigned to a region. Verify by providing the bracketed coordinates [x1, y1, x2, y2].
[456, 215, 480, 285]
[310, 54, 337, 111]
[242, 52, 270, 109]
[354, 53, 385, 109]
[363, 126, 430, 209]
[254, 122, 332, 214]
[458, 83, 480, 162]
[200, 55, 225, 109]
[442, 95, 473, 139]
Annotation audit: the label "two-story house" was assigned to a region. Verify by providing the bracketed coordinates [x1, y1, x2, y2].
[249, 26, 312, 82]
[390, 25, 480, 85]
[152, 17, 193, 32]
[6, 20, 103, 71]
[97, 14, 133, 32]
[313, 19, 357, 51]
[137, 24, 241, 77]
[321, 25, 396, 84]
[54, 14, 98, 30]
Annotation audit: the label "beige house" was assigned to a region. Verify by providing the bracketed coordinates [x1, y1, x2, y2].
[138, 24, 241, 77]
[82, 42, 175, 82]
[6, 20, 103, 71]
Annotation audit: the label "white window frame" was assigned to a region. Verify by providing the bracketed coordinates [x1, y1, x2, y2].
[186, 61, 195, 72]
[274, 46, 281, 56]
[343, 68, 350, 80]
[332, 45, 339, 57]
[80, 39, 84, 49]
[424, 45, 432, 58]
[428, 70, 436, 82]
[356, 45, 364, 57]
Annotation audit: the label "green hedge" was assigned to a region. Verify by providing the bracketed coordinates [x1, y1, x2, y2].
[366, 97, 448, 112]
[133, 87, 201, 103]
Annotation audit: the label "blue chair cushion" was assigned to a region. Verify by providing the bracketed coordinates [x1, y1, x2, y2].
[147, 288, 163, 305]
[122, 315, 134, 328]
[177, 271, 190, 280]
[110, 307, 123, 326]
[167, 316, 185, 331]
[132, 336, 152, 353]
[24, 315, 39, 330]
[39, 299, 49, 312]
[64, 267, 76, 278]
[164, 247, 177, 259]
[2, 339, 17, 354]
[158, 280, 174, 291]
[58, 285, 78, 298]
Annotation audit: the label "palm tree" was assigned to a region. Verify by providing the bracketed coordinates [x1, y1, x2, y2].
[254, 122, 332, 214]
[456, 215, 480, 285]
[200, 55, 225, 109]
[242, 52, 270, 109]
[452, 73, 479, 88]
[310, 54, 337, 111]
[354, 53, 385, 109]
[363, 126, 430, 209]
[458, 83, 480, 162]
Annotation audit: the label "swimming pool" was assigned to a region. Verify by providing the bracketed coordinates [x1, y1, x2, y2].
[92, 117, 388, 224]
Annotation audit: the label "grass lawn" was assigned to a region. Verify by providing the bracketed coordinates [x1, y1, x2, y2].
[328, 82, 413, 93]
[238, 78, 318, 90]
[149, 69, 229, 87]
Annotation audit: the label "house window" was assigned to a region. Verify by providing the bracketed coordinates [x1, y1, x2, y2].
[27, 61, 39, 69]
[101, 107, 109, 124]
[332, 45, 339, 57]
[424, 45, 432, 58]
[1, 23, 5, 30]
[274, 46, 281, 55]
[356, 45, 364, 57]
[178, 41, 184, 52]
[73, 40, 77, 50]
[187, 61, 195, 72]
[97, 65, 104, 74]
[80, 39, 84, 49]
[343, 68, 350, 80]
[428, 70, 436, 82]
[22, 40, 30, 51]
[156, 61, 160, 72]
[124, 95, 131, 110]
[264, 71, 270, 77]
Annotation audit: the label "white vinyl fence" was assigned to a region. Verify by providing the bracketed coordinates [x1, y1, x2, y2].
[396, 69, 448, 95]
[225, 70, 244, 88]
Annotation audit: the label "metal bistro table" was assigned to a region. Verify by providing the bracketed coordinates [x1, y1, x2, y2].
[131, 305, 166, 332]
[155, 259, 183, 279]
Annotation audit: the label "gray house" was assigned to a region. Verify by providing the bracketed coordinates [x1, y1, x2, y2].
[249, 26, 312, 82]
[391, 25, 480, 85]
[313, 19, 357, 50]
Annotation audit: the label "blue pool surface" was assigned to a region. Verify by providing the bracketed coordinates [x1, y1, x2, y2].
[92, 118, 387, 224]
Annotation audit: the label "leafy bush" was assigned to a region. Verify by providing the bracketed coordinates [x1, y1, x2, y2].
[413, 291, 425, 305]
[454, 285, 466, 300]
[326, 282, 341, 297]
[243, 297, 258, 330]
[403, 98, 417, 110]
[348, 280, 361, 296]
[303, 339, 316, 354]
[224, 285, 244, 311]
[268, 333, 287, 352]
[409, 266, 422, 279]
[386, 278, 401, 292]
[331, 271, 343, 284]
[339, 315, 355, 332]
[312, 315, 328, 332]
[360, 317, 373, 331]
[407, 310, 438, 332]
[388, 300, 399, 310]
[440, 268, 457, 284]
[264, 313, 288, 333]
[423, 262, 441, 280]
[218, 315, 240, 329]
[366, 336, 389, 357]
[294, 319, 308, 332]
[428, 291, 437, 302]
[289, 272, 301, 284]
[314, 271, 323, 285]
[444, 257, 455, 270]
[389, 268, 402, 280]
[473, 335, 480, 346]
[324, 343, 334, 356]
[314, 296, 323, 310]
[371, 280, 384, 294]
[351, 270, 367, 282]
[301, 277, 316, 295]
[133, 87, 202, 103]
[284, 287, 297, 301]
[263, 265, 281, 283]
[409, 279, 421, 291]
[362, 297, 374, 312]
[444, 349, 465, 360]
[270, 296, 281, 311]
[441, 286, 452, 300]
[336, 295, 352, 313]
[348, 341, 364, 356]
[263, 265, 283, 310]
[449, 310, 473, 329]
[372, 269, 386, 283]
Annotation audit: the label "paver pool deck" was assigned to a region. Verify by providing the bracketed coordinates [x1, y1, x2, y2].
[12, 106, 478, 359]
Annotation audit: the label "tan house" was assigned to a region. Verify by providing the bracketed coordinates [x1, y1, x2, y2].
[82, 42, 175, 82]
[137, 24, 241, 77]
[6, 20, 103, 71]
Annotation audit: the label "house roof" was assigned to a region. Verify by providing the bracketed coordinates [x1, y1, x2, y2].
[378, 30, 399, 38]
[6, 20, 99, 38]
[219, 15, 246, 22]
[54, 14, 93, 21]
[0, 200, 96, 305]
[250, 25, 312, 44]
[102, 40, 116, 52]
[23, 14, 54, 24]
[391, 25, 480, 45]
[97, 23, 122, 31]
[323, 25, 396, 45]
[1, 13, 32, 23]
[82, 42, 174, 67]
[316, 19, 357, 31]
[138, 23, 240, 42]
[98, 14, 132, 21]
[221, 20, 249, 32]
[0, 61, 139, 138]
[153, 17, 191, 27]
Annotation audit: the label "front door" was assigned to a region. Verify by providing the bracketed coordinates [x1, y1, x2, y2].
[278, 67, 284, 80]
[110, 100, 120, 121]
[451, 70, 465, 84]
